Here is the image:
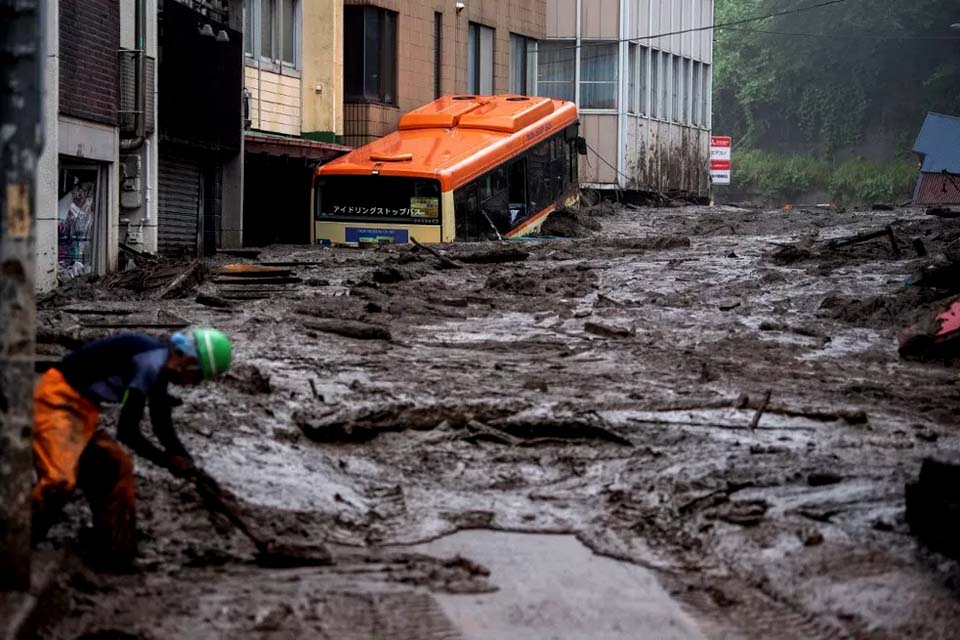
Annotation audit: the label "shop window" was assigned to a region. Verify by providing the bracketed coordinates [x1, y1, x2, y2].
[468, 22, 495, 95]
[58, 163, 105, 280]
[511, 34, 537, 95]
[537, 40, 575, 102]
[580, 41, 618, 110]
[345, 6, 398, 105]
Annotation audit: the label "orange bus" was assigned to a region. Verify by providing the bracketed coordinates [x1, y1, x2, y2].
[313, 95, 584, 246]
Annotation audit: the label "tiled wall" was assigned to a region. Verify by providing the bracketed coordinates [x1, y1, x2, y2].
[342, 0, 546, 147]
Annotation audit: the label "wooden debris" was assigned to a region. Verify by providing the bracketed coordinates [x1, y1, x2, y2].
[195, 294, 236, 309]
[827, 225, 900, 257]
[301, 318, 392, 341]
[218, 264, 293, 278]
[411, 238, 463, 270]
[584, 321, 634, 339]
[453, 247, 530, 264]
[749, 390, 772, 431]
[217, 248, 262, 259]
[157, 260, 205, 299]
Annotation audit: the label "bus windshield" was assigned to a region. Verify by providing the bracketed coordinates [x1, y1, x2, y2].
[315, 176, 441, 225]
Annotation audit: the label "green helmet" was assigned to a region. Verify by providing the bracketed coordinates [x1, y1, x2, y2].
[193, 328, 232, 379]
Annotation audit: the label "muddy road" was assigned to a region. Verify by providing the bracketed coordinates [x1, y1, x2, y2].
[33, 206, 960, 639]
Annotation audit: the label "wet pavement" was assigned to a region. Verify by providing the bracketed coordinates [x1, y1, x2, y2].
[31, 205, 960, 639]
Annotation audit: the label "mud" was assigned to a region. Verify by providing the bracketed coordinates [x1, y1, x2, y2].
[33, 206, 960, 639]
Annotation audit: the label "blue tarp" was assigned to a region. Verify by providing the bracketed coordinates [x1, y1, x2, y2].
[914, 112, 960, 174]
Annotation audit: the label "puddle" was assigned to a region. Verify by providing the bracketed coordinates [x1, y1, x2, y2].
[412, 530, 707, 640]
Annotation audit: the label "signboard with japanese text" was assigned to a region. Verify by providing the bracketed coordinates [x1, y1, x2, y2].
[710, 136, 732, 185]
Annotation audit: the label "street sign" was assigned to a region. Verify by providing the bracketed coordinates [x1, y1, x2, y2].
[710, 136, 732, 185]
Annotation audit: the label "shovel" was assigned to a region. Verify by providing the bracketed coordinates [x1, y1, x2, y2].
[185, 464, 333, 568]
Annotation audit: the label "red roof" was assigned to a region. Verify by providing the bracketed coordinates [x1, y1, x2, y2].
[915, 172, 960, 206]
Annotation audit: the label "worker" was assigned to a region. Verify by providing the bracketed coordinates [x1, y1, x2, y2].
[31, 328, 232, 571]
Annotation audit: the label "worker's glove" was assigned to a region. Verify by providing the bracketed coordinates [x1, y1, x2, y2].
[168, 455, 197, 479]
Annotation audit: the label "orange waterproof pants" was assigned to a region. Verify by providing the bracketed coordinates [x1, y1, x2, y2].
[32, 369, 137, 567]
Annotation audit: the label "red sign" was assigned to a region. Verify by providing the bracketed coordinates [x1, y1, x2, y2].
[711, 136, 732, 148]
[710, 160, 731, 171]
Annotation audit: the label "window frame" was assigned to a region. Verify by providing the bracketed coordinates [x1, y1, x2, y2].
[536, 39, 576, 103]
[468, 22, 495, 95]
[344, 5, 399, 106]
[453, 126, 579, 241]
[510, 33, 538, 96]
[434, 12, 443, 99]
[244, 0, 301, 72]
[579, 40, 619, 111]
[627, 42, 638, 115]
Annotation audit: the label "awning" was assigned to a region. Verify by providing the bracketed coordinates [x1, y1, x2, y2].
[244, 132, 350, 163]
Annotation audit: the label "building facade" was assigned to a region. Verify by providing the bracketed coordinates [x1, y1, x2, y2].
[340, 0, 547, 148]
[242, 0, 348, 246]
[541, 0, 714, 193]
[35, 0, 248, 291]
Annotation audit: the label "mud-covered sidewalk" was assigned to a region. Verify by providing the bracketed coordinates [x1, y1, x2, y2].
[30, 205, 960, 639]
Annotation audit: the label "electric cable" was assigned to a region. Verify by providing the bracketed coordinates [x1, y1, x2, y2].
[535, 0, 856, 54]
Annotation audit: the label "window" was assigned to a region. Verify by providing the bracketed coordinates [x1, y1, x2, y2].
[537, 40, 575, 102]
[702, 63, 711, 128]
[454, 128, 578, 241]
[468, 22, 495, 94]
[640, 46, 649, 116]
[580, 41, 618, 110]
[511, 34, 537, 95]
[345, 6, 398, 105]
[628, 43, 637, 114]
[683, 58, 692, 124]
[672, 55, 680, 122]
[661, 53, 670, 120]
[692, 62, 701, 126]
[245, 0, 299, 67]
[434, 13, 443, 99]
[650, 50, 659, 118]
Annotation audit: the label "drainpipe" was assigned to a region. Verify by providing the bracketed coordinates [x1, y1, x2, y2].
[120, 0, 146, 151]
[617, 0, 627, 190]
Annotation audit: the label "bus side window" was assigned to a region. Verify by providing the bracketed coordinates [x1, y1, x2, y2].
[454, 181, 480, 241]
[527, 139, 552, 215]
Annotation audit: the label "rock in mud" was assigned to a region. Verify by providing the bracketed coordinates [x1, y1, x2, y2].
[584, 321, 635, 339]
[223, 363, 272, 395]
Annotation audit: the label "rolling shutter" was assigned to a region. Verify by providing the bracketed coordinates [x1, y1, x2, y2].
[158, 153, 200, 256]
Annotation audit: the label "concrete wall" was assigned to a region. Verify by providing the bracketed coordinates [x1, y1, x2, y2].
[301, 0, 343, 141]
[36, 1, 61, 292]
[342, 0, 547, 147]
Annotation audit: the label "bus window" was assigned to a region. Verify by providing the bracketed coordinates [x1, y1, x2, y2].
[454, 180, 481, 240]
[507, 159, 527, 225]
[316, 176, 442, 225]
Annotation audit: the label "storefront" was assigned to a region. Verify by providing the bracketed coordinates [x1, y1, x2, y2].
[57, 160, 109, 280]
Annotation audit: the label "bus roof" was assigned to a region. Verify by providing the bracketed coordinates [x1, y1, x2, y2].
[317, 95, 578, 192]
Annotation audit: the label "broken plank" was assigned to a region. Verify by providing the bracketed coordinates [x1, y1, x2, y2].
[411, 238, 463, 270]
[213, 276, 302, 285]
[80, 322, 188, 329]
[302, 318, 392, 341]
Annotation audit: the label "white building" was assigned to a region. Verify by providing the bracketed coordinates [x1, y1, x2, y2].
[540, 0, 714, 194]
